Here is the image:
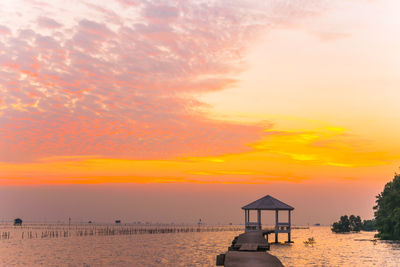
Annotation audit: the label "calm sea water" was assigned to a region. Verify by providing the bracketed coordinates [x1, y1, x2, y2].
[1, 224, 399, 266]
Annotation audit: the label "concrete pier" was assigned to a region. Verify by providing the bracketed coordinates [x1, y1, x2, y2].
[216, 231, 284, 266]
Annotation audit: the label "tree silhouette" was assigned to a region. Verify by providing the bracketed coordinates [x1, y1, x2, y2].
[349, 215, 362, 232]
[332, 215, 350, 233]
[332, 215, 364, 233]
[374, 173, 400, 240]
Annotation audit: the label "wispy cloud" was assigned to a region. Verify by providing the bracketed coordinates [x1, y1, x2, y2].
[0, 0, 329, 163]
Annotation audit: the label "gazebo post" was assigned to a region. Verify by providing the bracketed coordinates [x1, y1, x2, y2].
[275, 210, 279, 243]
[257, 210, 261, 230]
[288, 210, 291, 242]
[244, 210, 247, 228]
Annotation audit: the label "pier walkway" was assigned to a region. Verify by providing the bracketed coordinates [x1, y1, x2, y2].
[217, 230, 284, 266]
[224, 251, 283, 267]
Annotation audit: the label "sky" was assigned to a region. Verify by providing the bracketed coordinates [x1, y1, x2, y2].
[0, 0, 399, 225]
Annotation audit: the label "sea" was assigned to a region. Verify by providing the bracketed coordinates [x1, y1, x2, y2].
[0, 224, 399, 266]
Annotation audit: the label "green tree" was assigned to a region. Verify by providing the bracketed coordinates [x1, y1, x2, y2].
[349, 215, 362, 232]
[332, 215, 365, 233]
[332, 215, 350, 233]
[374, 173, 400, 240]
[361, 219, 376, 231]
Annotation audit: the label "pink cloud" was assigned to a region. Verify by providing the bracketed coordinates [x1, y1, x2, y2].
[0, 0, 328, 163]
[144, 5, 179, 19]
[0, 25, 11, 35]
[37, 16, 62, 29]
[116, 0, 139, 7]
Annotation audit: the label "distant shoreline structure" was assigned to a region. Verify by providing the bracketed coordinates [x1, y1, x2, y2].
[0, 221, 312, 228]
[0, 223, 243, 240]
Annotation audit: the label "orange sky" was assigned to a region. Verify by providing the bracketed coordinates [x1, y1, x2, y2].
[0, 0, 399, 224]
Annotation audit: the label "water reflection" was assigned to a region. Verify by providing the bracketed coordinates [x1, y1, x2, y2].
[269, 227, 400, 266]
[1, 225, 400, 266]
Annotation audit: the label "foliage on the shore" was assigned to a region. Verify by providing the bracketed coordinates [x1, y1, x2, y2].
[332, 215, 376, 233]
[374, 173, 400, 240]
[362, 219, 376, 232]
[331, 215, 362, 233]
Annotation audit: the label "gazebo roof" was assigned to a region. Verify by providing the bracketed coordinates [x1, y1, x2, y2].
[242, 195, 294, 210]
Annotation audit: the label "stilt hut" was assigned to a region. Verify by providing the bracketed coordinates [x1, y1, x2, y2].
[242, 195, 294, 243]
[13, 218, 23, 226]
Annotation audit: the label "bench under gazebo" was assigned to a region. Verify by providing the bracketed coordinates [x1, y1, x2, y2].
[242, 195, 294, 243]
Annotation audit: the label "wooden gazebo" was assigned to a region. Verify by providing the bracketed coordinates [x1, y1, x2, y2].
[242, 195, 294, 243]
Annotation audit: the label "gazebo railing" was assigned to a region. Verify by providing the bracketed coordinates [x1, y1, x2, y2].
[245, 222, 260, 232]
[276, 222, 290, 233]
